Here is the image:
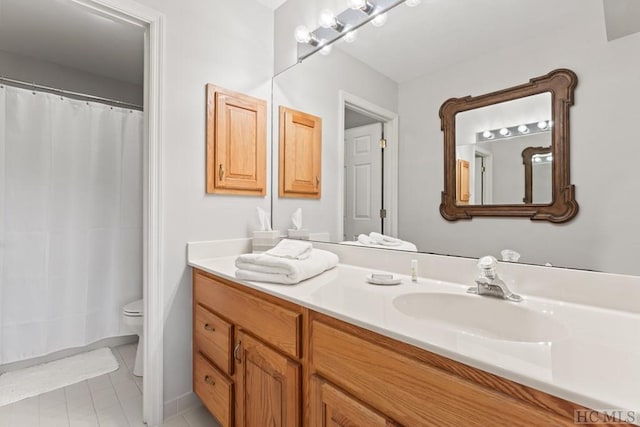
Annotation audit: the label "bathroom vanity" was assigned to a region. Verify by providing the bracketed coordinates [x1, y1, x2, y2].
[189, 249, 639, 426]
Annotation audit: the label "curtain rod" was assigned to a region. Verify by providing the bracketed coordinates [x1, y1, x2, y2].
[0, 76, 143, 111]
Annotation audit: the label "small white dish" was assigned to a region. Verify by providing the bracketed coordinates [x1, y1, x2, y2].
[366, 273, 402, 286]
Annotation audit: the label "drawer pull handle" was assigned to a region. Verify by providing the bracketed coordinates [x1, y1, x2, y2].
[233, 341, 242, 363]
[203, 323, 215, 332]
[204, 375, 215, 386]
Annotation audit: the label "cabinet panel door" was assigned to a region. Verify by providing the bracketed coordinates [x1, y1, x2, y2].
[310, 376, 395, 427]
[206, 84, 266, 195]
[279, 106, 322, 198]
[236, 331, 301, 427]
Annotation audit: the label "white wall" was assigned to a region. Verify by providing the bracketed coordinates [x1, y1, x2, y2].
[132, 0, 274, 408]
[398, 1, 640, 273]
[272, 48, 398, 239]
[0, 49, 143, 105]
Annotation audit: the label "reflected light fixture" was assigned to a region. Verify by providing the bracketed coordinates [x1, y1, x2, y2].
[343, 29, 358, 43]
[405, 0, 422, 6]
[319, 9, 345, 32]
[477, 120, 552, 143]
[295, 25, 318, 46]
[482, 131, 495, 140]
[371, 12, 388, 27]
[347, 0, 376, 14]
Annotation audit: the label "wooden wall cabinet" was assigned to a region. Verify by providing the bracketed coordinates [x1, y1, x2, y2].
[192, 268, 621, 426]
[206, 84, 267, 196]
[279, 106, 322, 199]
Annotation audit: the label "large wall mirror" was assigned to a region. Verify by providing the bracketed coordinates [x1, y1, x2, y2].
[271, 0, 640, 275]
[440, 69, 578, 223]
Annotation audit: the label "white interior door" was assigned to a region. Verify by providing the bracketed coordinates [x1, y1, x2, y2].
[344, 123, 382, 241]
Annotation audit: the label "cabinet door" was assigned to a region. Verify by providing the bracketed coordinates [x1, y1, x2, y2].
[279, 106, 322, 198]
[206, 84, 267, 196]
[235, 331, 301, 427]
[310, 376, 395, 427]
[456, 159, 470, 204]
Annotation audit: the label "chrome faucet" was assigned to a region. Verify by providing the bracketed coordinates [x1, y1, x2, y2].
[467, 256, 523, 302]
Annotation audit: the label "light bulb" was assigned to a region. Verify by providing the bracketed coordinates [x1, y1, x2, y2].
[517, 125, 529, 134]
[499, 127, 511, 136]
[534, 157, 541, 163]
[320, 42, 332, 55]
[294, 25, 311, 43]
[343, 29, 358, 43]
[348, 0, 366, 9]
[371, 12, 388, 27]
[548, 120, 554, 128]
[482, 131, 494, 140]
[319, 9, 337, 28]
[537, 121, 548, 130]
[405, 0, 422, 6]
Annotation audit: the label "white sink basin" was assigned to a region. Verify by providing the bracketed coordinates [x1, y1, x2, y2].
[392, 292, 563, 343]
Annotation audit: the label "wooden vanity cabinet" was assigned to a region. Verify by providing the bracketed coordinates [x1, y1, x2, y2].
[193, 269, 304, 427]
[193, 268, 623, 427]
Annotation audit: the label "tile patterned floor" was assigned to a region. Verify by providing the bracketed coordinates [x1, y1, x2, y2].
[0, 344, 219, 427]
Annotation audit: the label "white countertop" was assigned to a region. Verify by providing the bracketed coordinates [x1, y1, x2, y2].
[189, 255, 640, 418]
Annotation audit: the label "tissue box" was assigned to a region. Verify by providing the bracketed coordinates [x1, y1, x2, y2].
[287, 229, 310, 240]
[252, 230, 280, 253]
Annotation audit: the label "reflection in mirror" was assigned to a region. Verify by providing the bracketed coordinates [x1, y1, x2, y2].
[272, 0, 640, 275]
[523, 147, 553, 204]
[455, 94, 552, 206]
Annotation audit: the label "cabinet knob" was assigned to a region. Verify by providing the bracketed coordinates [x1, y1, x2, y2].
[204, 375, 215, 386]
[316, 176, 320, 188]
[203, 323, 215, 332]
[219, 164, 224, 181]
[233, 341, 242, 363]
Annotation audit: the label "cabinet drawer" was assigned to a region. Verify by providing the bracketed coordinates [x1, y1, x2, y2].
[194, 352, 233, 427]
[194, 304, 233, 375]
[310, 320, 573, 427]
[194, 271, 302, 358]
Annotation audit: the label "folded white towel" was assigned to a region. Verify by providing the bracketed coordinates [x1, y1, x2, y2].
[357, 234, 375, 245]
[369, 232, 402, 246]
[235, 248, 339, 284]
[265, 239, 312, 260]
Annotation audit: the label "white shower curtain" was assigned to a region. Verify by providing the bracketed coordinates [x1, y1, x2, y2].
[0, 85, 143, 364]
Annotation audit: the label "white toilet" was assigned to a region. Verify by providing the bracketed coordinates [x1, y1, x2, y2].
[122, 299, 144, 377]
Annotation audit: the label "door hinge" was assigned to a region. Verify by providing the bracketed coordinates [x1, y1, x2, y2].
[379, 138, 387, 149]
[380, 209, 387, 219]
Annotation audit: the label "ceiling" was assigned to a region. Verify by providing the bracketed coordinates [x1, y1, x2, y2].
[336, 0, 603, 83]
[0, 0, 144, 85]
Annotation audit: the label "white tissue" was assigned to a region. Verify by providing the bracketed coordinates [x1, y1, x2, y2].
[256, 207, 272, 231]
[291, 208, 302, 231]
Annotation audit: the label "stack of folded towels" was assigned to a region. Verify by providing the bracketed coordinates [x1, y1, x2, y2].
[356, 232, 418, 252]
[235, 239, 339, 284]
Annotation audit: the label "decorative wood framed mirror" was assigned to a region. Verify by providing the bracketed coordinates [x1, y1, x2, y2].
[439, 69, 578, 223]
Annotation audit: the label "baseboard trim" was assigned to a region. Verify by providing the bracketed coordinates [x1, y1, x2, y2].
[163, 391, 203, 420]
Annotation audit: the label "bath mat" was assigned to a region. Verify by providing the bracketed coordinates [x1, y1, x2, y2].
[0, 347, 119, 406]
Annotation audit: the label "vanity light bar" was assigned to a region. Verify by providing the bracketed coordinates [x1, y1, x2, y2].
[476, 120, 552, 143]
[296, 0, 406, 61]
